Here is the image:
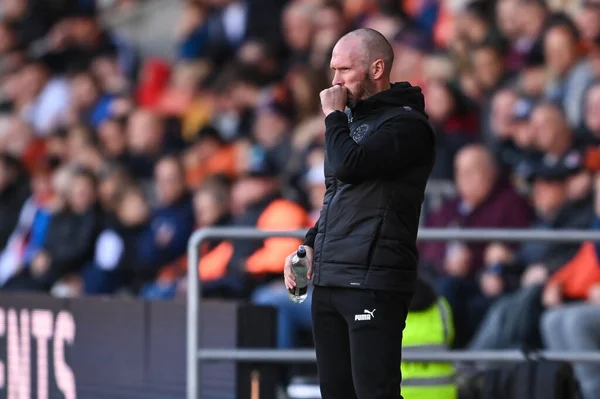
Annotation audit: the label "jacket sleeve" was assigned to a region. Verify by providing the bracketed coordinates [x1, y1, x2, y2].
[303, 217, 319, 248]
[324, 110, 434, 184]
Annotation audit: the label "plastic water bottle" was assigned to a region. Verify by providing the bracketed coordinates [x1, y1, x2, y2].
[288, 246, 309, 303]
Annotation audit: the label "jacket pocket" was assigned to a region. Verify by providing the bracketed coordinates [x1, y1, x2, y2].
[365, 216, 384, 267]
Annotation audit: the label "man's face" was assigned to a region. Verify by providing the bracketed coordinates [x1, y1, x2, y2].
[425, 81, 453, 122]
[473, 48, 503, 91]
[118, 190, 150, 226]
[2, 0, 28, 21]
[544, 27, 578, 77]
[20, 64, 47, 100]
[455, 149, 495, 208]
[194, 191, 224, 227]
[283, 7, 314, 52]
[575, 5, 600, 42]
[99, 119, 126, 157]
[520, 66, 547, 97]
[533, 179, 566, 217]
[155, 159, 185, 206]
[531, 106, 565, 152]
[69, 175, 96, 214]
[253, 108, 288, 149]
[330, 38, 376, 108]
[70, 73, 99, 109]
[127, 111, 162, 155]
[496, 0, 521, 41]
[490, 91, 517, 139]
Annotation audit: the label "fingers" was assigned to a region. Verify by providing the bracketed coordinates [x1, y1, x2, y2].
[284, 276, 296, 290]
[284, 272, 296, 290]
[283, 254, 296, 290]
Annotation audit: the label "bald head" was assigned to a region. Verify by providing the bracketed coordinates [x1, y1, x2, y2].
[455, 145, 498, 207]
[338, 28, 394, 75]
[456, 145, 496, 170]
[330, 28, 393, 106]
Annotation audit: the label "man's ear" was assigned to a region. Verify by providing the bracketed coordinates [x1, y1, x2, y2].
[371, 59, 385, 80]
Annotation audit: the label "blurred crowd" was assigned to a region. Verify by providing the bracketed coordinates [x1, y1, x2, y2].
[2, 0, 600, 394]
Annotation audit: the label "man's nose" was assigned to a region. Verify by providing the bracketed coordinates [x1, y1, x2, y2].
[332, 71, 343, 86]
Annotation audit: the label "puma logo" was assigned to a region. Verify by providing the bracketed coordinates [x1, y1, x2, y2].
[354, 309, 376, 321]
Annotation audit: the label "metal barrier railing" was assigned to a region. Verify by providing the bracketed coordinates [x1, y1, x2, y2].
[187, 227, 600, 399]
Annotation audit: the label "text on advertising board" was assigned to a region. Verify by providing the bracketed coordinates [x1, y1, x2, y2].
[0, 307, 76, 399]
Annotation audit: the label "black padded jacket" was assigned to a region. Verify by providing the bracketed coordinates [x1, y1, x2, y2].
[304, 82, 435, 293]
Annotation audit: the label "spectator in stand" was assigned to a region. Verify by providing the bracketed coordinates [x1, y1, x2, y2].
[390, 28, 433, 89]
[474, 42, 514, 146]
[518, 51, 548, 100]
[98, 117, 129, 164]
[488, 91, 542, 184]
[66, 70, 114, 130]
[530, 102, 586, 170]
[189, 151, 309, 299]
[97, 164, 132, 215]
[488, 88, 519, 157]
[252, 86, 296, 174]
[126, 109, 169, 182]
[203, 0, 285, 67]
[310, 1, 347, 71]
[426, 79, 479, 180]
[544, 16, 595, 129]
[2, 167, 100, 292]
[0, 154, 31, 252]
[250, 161, 324, 349]
[0, 116, 46, 174]
[509, 0, 547, 74]
[579, 82, 600, 172]
[0, 165, 53, 287]
[281, 1, 317, 68]
[574, 1, 600, 46]
[136, 155, 194, 285]
[83, 184, 152, 295]
[18, 58, 71, 135]
[1, 0, 52, 46]
[469, 162, 595, 350]
[175, 0, 210, 61]
[145, 174, 234, 299]
[40, 6, 138, 79]
[182, 125, 239, 190]
[420, 144, 533, 347]
[154, 61, 211, 119]
[539, 174, 600, 399]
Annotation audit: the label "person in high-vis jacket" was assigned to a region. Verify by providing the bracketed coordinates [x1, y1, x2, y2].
[401, 278, 458, 399]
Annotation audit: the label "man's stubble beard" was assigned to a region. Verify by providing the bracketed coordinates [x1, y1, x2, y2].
[346, 74, 378, 108]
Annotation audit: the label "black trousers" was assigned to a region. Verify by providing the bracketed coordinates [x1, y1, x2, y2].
[311, 285, 412, 399]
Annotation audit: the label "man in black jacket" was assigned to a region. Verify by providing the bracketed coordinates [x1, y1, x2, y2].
[283, 28, 435, 399]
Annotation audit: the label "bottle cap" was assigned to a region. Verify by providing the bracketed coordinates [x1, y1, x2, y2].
[297, 246, 306, 258]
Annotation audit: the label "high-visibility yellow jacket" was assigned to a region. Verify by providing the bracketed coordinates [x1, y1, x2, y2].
[401, 298, 458, 399]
